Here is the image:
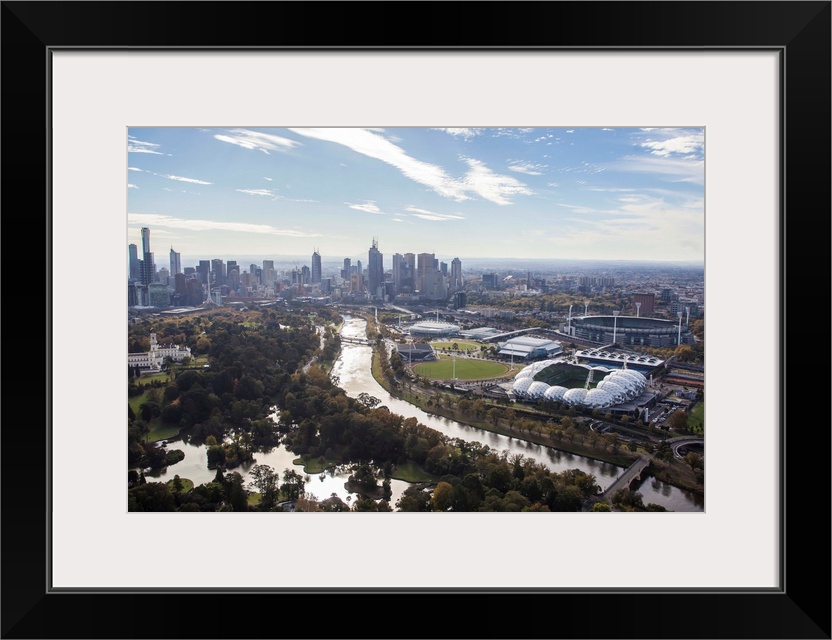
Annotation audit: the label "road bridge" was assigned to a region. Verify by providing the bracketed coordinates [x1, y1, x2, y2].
[598, 456, 651, 502]
[340, 336, 375, 346]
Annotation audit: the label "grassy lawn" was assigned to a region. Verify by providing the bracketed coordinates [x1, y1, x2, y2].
[414, 358, 509, 380]
[247, 493, 261, 507]
[129, 389, 183, 442]
[391, 462, 438, 483]
[166, 477, 194, 493]
[148, 423, 182, 442]
[293, 455, 337, 474]
[689, 402, 704, 433]
[430, 339, 485, 353]
[138, 372, 171, 384]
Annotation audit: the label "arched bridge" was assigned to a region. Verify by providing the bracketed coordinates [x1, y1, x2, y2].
[598, 455, 651, 501]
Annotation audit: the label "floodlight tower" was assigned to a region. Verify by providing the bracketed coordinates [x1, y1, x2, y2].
[612, 310, 620, 345]
[677, 311, 683, 345]
[584, 301, 589, 316]
[635, 301, 641, 318]
[685, 306, 690, 325]
[567, 304, 573, 333]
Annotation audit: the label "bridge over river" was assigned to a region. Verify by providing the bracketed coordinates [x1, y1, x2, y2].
[340, 336, 376, 346]
[587, 436, 704, 509]
[596, 456, 652, 503]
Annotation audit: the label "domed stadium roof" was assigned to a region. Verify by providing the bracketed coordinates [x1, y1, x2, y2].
[527, 381, 550, 399]
[596, 379, 629, 402]
[409, 321, 460, 335]
[563, 388, 588, 406]
[512, 377, 535, 397]
[585, 388, 616, 408]
[544, 385, 568, 402]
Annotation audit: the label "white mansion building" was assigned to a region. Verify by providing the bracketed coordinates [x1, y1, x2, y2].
[128, 332, 192, 373]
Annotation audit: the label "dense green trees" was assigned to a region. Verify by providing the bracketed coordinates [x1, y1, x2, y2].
[129, 309, 608, 512]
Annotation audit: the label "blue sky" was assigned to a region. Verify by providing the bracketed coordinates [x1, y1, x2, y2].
[127, 127, 704, 268]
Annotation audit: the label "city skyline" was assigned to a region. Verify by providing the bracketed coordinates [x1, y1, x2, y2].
[127, 127, 704, 264]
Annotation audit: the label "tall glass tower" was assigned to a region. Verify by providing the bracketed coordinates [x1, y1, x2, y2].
[368, 238, 384, 299]
[140, 227, 154, 286]
[169, 247, 182, 276]
[311, 250, 322, 284]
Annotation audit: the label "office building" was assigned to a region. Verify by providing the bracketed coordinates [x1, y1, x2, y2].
[211, 259, 225, 287]
[140, 227, 155, 287]
[128, 244, 140, 281]
[169, 247, 182, 276]
[633, 293, 656, 316]
[450, 257, 462, 292]
[368, 238, 384, 298]
[311, 250, 322, 284]
[197, 260, 211, 285]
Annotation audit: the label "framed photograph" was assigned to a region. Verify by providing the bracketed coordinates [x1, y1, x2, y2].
[4, 1, 829, 638]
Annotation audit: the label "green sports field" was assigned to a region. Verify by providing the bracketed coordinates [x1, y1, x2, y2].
[413, 358, 511, 380]
[429, 339, 485, 353]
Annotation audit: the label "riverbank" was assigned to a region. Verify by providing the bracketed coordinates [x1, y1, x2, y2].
[370, 345, 634, 466]
[369, 342, 703, 497]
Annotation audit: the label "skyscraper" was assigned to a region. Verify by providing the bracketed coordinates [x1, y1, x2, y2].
[262, 260, 275, 286]
[140, 227, 155, 287]
[450, 257, 463, 292]
[311, 249, 322, 284]
[341, 258, 351, 282]
[128, 244, 140, 281]
[211, 259, 226, 287]
[169, 247, 182, 276]
[392, 253, 403, 292]
[197, 260, 211, 286]
[368, 238, 384, 298]
[417, 252, 435, 293]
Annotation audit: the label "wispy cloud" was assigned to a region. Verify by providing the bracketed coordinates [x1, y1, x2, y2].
[237, 188, 278, 197]
[508, 161, 546, 176]
[290, 128, 530, 205]
[161, 174, 212, 185]
[264, 177, 273, 181]
[602, 128, 615, 132]
[638, 128, 704, 157]
[461, 158, 533, 205]
[404, 206, 465, 222]
[214, 128, 300, 154]
[347, 201, 385, 214]
[128, 167, 143, 172]
[433, 128, 483, 139]
[607, 155, 704, 185]
[128, 136, 166, 155]
[128, 213, 320, 237]
[128, 183, 139, 189]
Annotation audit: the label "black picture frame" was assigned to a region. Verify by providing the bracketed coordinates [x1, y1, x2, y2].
[3, 2, 829, 638]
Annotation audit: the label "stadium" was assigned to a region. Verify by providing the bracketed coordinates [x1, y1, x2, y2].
[406, 320, 461, 338]
[510, 360, 658, 414]
[565, 315, 694, 347]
